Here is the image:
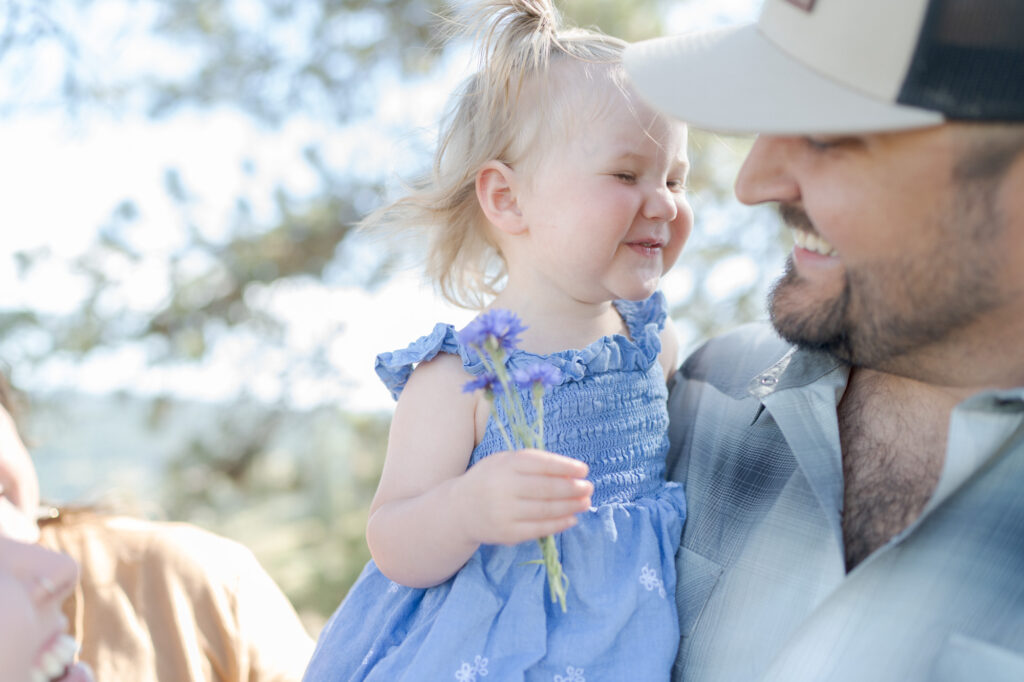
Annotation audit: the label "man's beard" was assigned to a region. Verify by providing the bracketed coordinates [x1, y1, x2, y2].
[768, 196, 1004, 370]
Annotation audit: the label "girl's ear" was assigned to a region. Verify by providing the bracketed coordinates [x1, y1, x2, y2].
[476, 161, 526, 235]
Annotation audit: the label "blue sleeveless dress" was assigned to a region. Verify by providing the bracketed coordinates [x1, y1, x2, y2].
[304, 293, 686, 682]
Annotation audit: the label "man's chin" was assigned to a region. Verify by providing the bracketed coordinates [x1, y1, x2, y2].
[769, 276, 853, 360]
[772, 318, 851, 359]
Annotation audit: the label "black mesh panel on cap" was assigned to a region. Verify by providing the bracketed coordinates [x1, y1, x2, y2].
[898, 0, 1024, 120]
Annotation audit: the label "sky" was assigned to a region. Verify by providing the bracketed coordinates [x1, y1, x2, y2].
[0, 0, 762, 413]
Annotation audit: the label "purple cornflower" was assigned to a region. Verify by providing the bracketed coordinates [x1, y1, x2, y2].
[462, 371, 504, 395]
[512, 362, 562, 390]
[457, 309, 526, 351]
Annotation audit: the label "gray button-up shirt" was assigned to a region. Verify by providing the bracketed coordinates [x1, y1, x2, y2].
[667, 323, 1024, 681]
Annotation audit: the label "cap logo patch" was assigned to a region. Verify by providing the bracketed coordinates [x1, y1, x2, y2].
[783, 0, 817, 11]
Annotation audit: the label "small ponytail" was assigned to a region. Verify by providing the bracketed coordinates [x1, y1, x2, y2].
[363, 0, 627, 309]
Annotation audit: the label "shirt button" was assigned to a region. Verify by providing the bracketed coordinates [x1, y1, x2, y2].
[759, 375, 777, 386]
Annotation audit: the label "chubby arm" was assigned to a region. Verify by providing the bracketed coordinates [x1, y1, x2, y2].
[366, 353, 593, 588]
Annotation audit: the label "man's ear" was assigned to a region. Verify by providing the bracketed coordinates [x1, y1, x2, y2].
[476, 161, 525, 235]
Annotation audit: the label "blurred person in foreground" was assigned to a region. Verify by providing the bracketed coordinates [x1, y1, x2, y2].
[0, 533, 94, 682]
[624, 0, 1024, 680]
[0, 374, 314, 681]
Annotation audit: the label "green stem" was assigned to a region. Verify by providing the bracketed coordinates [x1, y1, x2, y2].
[488, 399, 514, 451]
[533, 384, 545, 447]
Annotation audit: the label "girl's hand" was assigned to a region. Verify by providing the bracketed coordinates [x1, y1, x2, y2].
[455, 448, 592, 546]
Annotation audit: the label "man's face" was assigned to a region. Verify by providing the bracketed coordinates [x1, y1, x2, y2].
[734, 125, 1024, 376]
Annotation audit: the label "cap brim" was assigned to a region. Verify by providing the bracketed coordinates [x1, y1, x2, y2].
[624, 24, 944, 135]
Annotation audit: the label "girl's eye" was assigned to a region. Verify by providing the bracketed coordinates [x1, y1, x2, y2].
[667, 179, 687, 193]
[613, 173, 637, 183]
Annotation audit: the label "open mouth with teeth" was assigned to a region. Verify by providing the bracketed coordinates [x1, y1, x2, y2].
[30, 634, 81, 682]
[791, 229, 837, 257]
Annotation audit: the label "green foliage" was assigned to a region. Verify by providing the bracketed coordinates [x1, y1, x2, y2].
[141, 0, 444, 124]
[561, 0, 669, 41]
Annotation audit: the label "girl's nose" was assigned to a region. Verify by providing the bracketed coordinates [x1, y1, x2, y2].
[734, 136, 802, 206]
[642, 185, 679, 222]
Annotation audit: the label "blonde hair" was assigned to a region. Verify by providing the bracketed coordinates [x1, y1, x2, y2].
[363, 0, 628, 309]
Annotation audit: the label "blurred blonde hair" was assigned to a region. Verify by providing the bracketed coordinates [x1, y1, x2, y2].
[362, 0, 628, 309]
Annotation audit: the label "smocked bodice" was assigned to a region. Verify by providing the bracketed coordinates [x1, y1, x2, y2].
[376, 294, 671, 507]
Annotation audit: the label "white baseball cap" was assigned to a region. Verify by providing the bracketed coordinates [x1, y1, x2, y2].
[624, 0, 1024, 135]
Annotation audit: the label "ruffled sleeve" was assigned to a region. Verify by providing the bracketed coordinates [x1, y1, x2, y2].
[374, 323, 484, 400]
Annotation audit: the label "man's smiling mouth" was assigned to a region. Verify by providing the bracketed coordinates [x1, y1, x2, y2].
[791, 229, 837, 256]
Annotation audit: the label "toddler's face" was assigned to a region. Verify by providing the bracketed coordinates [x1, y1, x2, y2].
[510, 82, 692, 305]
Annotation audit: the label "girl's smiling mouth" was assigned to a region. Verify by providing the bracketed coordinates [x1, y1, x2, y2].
[627, 239, 665, 256]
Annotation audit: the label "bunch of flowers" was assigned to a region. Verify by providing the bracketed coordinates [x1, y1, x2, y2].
[458, 309, 570, 611]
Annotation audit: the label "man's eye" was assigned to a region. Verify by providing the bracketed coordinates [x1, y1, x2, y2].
[804, 136, 859, 151]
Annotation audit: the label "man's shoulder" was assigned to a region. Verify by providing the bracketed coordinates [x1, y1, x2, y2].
[678, 322, 793, 398]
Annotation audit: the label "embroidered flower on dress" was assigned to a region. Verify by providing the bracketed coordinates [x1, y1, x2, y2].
[639, 563, 667, 598]
[554, 666, 586, 682]
[454, 655, 489, 681]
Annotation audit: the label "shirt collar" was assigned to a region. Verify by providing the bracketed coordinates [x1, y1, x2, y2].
[749, 346, 1024, 533]
[748, 346, 1024, 408]
[748, 346, 847, 402]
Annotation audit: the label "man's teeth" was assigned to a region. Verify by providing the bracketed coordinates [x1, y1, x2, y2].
[30, 634, 79, 682]
[792, 229, 837, 256]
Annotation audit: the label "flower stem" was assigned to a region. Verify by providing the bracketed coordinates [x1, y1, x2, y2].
[466, 321, 570, 611]
[536, 535, 569, 612]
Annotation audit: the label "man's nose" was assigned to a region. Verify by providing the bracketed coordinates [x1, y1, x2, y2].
[734, 136, 801, 206]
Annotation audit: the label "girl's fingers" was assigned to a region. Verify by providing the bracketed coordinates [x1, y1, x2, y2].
[512, 449, 589, 478]
[514, 496, 591, 521]
[518, 475, 593, 501]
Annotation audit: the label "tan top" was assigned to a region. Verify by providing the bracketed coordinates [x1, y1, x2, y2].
[38, 513, 313, 682]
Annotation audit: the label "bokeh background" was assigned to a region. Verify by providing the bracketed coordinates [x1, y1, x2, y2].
[0, 0, 784, 634]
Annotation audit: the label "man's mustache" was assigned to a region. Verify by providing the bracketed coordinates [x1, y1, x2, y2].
[778, 203, 816, 234]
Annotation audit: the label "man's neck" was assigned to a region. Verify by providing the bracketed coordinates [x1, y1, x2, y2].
[837, 367, 961, 570]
